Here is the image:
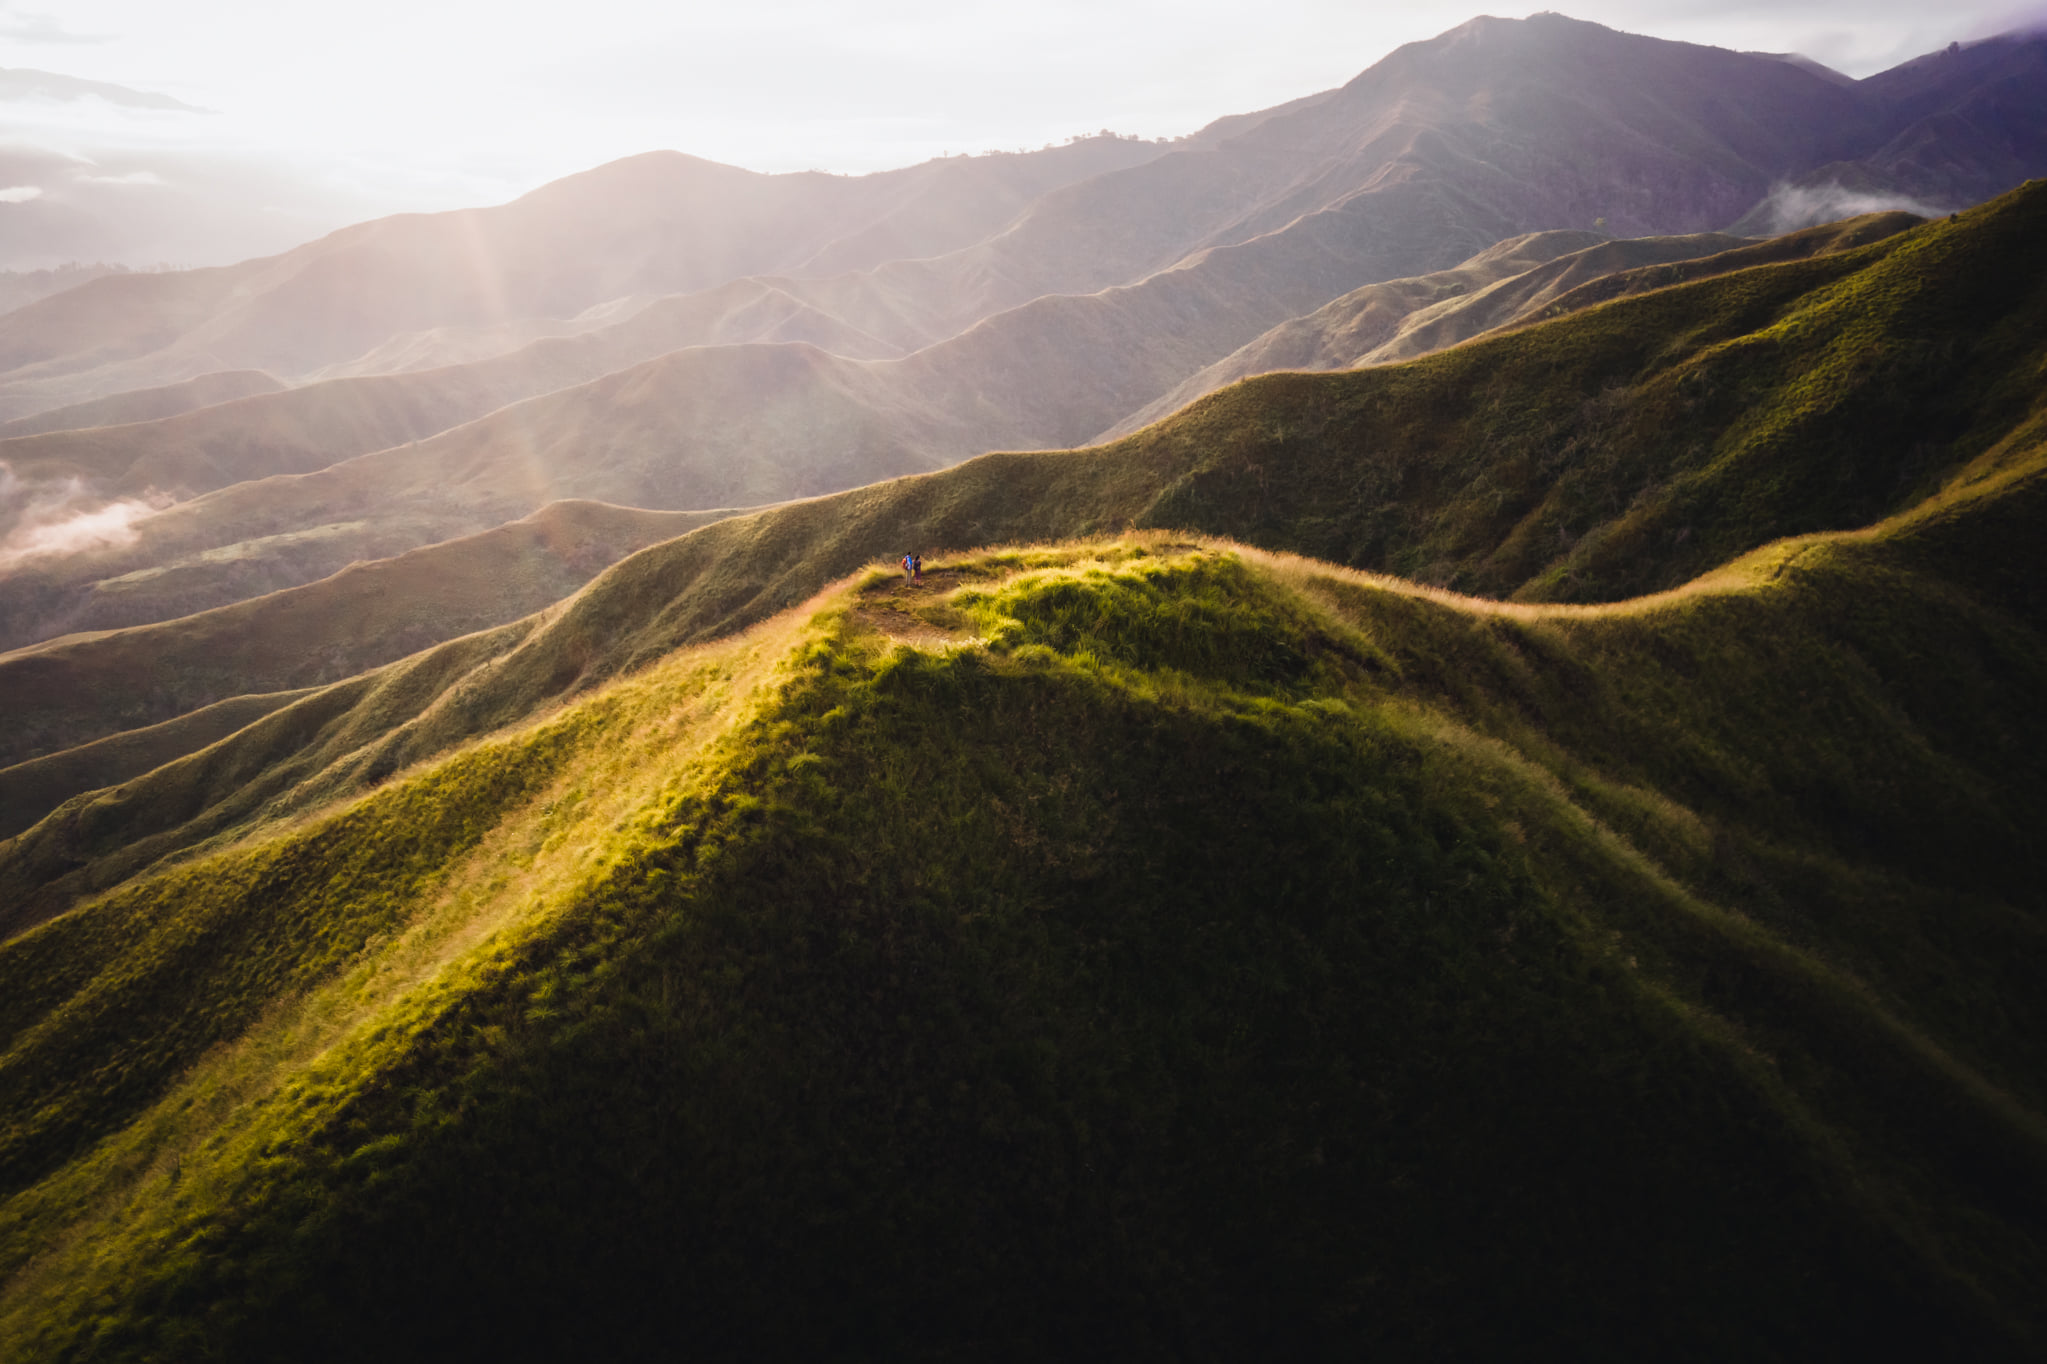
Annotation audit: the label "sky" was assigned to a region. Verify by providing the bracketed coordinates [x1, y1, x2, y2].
[1, 0, 2042, 267]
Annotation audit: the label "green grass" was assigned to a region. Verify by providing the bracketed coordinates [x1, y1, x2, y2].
[1, 419, 2043, 1355]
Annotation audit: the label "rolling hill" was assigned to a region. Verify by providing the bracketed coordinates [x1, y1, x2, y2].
[5, 180, 2039, 940]
[0, 278, 904, 516]
[0, 371, 286, 441]
[1105, 209, 1922, 439]
[0, 226, 1637, 649]
[0, 102, 2041, 1360]
[0, 500, 732, 776]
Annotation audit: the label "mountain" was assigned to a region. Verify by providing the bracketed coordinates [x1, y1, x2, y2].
[0, 264, 132, 320]
[1, 465, 2042, 1355]
[6, 181, 2038, 932]
[0, 290, 879, 523]
[1736, 31, 2047, 231]
[0, 136, 1173, 420]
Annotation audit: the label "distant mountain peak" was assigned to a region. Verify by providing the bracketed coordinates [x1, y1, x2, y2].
[1747, 51, 1858, 87]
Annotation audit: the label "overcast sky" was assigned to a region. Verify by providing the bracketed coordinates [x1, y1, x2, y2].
[1, 0, 2042, 265]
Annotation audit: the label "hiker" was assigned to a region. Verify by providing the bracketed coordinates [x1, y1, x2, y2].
[913, 554, 923, 582]
[903, 553, 915, 582]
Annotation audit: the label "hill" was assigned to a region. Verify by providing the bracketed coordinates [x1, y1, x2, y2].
[0, 690, 314, 846]
[8, 209, 1912, 595]
[0, 371, 285, 440]
[1106, 210, 1921, 439]
[0, 454, 2042, 1352]
[5, 180, 2040, 939]
[0, 278, 898, 524]
[0, 501, 731, 778]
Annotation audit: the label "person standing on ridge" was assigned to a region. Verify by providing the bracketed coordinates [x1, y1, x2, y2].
[913, 554, 923, 583]
[903, 553, 915, 582]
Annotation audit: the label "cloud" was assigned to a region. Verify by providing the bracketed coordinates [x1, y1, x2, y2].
[1970, 3, 2047, 38]
[0, 462, 165, 566]
[1743, 180, 1951, 233]
[0, 183, 40, 202]
[75, 168, 164, 187]
[0, 7, 106, 44]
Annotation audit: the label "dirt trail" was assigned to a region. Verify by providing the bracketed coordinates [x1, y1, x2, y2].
[851, 567, 975, 648]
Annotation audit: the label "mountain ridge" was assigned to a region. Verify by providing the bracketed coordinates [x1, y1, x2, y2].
[1, 470, 2041, 1352]
[4, 182, 2037, 931]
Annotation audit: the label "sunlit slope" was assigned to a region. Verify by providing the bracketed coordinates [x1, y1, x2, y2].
[6, 183, 2041, 927]
[1353, 209, 1923, 365]
[1488, 209, 1925, 335]
[1, 478, 2043, 1355]
[1098, 227, 1619, 438]
[1109, 207, 1926, 446]
[1126, 179, 2047, 602]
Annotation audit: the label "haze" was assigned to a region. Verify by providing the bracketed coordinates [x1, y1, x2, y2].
[1, 0, 2042, 269]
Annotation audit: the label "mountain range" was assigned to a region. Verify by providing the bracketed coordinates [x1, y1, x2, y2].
[1, 13, 2044, 1358]
[2, 17, 2041, 670]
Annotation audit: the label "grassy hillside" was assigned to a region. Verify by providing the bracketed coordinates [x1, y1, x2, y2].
[1125, 180, 2047, 602]
[0, 501, 731, 772]
[1105, 226, 1677, 439]
[8, 182, 2041, 926]
[1354, 210, 1923, 363]
[0, 689, 314, 843]
[0, 442, 2041, 1354]
[1106, 211, 1922, 440]
[1503, 209, 1926, 328]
